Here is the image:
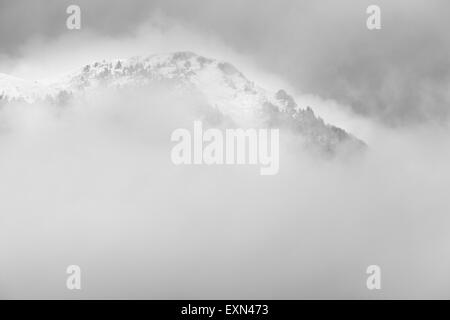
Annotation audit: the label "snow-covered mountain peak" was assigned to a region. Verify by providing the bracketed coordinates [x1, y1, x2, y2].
[0, 51, 365, 153]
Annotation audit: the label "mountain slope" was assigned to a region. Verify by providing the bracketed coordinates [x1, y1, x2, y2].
[0, 51, 365, 153]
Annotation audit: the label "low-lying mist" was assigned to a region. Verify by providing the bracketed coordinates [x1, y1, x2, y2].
[1, 86, 449, 299]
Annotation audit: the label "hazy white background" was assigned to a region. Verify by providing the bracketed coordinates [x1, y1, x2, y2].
[0, 0, 450, 299]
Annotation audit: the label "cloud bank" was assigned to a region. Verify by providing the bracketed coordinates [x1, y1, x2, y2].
[0, 83, 450, 299]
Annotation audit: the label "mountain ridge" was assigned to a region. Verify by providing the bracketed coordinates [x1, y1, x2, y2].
[0, 51, 365, 153]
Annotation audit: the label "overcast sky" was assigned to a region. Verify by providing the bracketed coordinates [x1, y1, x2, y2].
[1, 0, 449, 126]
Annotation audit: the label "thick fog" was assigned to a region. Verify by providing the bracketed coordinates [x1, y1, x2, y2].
[1, 6, 450, 299]
[0, 83, 449, 299]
